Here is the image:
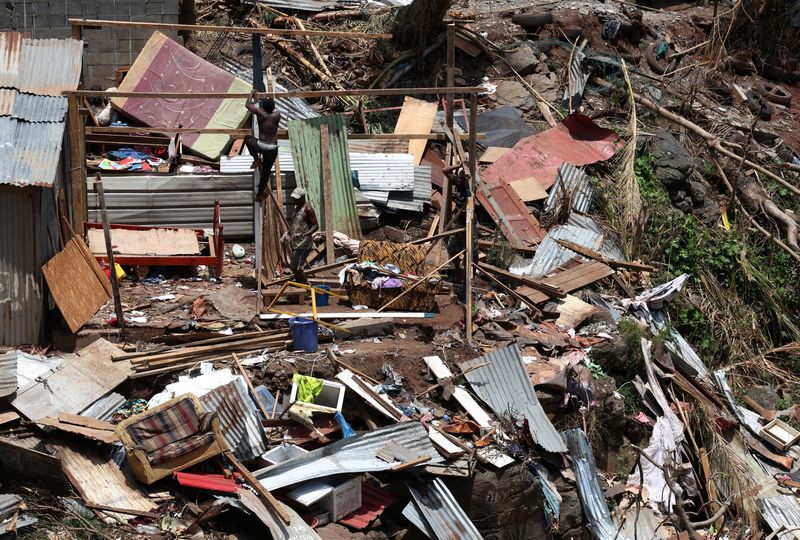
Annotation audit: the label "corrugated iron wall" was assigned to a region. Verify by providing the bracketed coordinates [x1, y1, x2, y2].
[85, 174, 267, 239]
[0, 185, 57, 345]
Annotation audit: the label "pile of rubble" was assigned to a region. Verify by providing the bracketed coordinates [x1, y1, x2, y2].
[2, 0, 800, 538]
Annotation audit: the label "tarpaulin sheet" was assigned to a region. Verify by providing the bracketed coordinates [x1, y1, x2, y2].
[478, 114, 621, 247]
[112, 32, 251, 160]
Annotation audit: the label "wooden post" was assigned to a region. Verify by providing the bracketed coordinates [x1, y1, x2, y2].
[224, 451, 292, 524]
[465, 93, 478, 342]
[67, 95, 86, 232]
[320, 124, 335, 265]
[94, 173, 124, 328]
[437, 24, 456, 260]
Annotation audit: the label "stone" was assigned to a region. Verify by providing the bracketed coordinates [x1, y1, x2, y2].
[746, 386, 781, 411]
[333, 318, 395, 340]
[468, 463, 547, 539]
[504, 43, 541, 76]
[650, 129, 694, 189]
[525, 71, 560, 103]
[553, 476, 584, 539]
[493, 80, 536, 112]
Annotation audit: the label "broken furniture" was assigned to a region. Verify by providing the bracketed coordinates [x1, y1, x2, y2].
[84, 201, 224, 276]
[115, 394, 228, 484]
[344, 240, 442, 311]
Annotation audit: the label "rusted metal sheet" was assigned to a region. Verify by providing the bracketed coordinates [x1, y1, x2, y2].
[483, 114, 621, 190]
[17, 38, 83, 96]
[478, 115, 620, 247]
[0, 33, 23, 89]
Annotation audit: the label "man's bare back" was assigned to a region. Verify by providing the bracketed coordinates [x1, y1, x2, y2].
[245, 91, 281, 144]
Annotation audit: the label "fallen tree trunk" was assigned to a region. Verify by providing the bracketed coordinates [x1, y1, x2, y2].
[734, 172, 799, 252]
[594, 77, 800, 199]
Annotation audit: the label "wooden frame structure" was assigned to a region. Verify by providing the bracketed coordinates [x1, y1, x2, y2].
[65, 18, 481, 340]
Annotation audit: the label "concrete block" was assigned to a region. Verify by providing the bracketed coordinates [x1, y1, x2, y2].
[128, 3, 147, 17]
[333, 318, 395, 340]
[97, 2, 117, 17]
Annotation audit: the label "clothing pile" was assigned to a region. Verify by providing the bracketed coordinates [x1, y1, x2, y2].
[98, 147, 164, 171]
[338, 261, 419, 291]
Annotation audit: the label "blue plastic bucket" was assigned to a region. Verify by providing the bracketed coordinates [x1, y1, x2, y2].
[289, 317, 319, 352]
[314, 285, 331, 307]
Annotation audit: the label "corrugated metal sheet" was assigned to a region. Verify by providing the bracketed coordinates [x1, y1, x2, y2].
[519, 217, 625, 278]
[650, 311, 711, 382]
[12, 93, 67, 123]
[759, 495, 800, 540]
[0, 185, 50, 345]
[562, 49, 588, 110]
[255, 422, 442, 490]
[17, 38, 82, 96]
[362, 165, 432, 212]
[200, 377, 267, 462]
[0, 350, 17, 397]
[459, 344, 567, 453]
[338, 482, 395, 530]
[352, 153, 415, 191]
[260, 0, 336, 12]
[0, 33, 23, 89]
[0, 88, 15, 116]
[218, 55, 320, 129]
[288, 115, 361, 239]
[543, 163, 594, 214]
[0, 117, 66, 187]
[407, 478, 483, 540]
[563, 429, 629, 540]
[0, 493, 21, 520]
[85, 173, 256, 238]
[78, 392, 125, 422]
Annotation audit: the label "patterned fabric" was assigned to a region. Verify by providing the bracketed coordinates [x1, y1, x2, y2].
[357, 241, 427, 275]
[125, 397, 217, 465]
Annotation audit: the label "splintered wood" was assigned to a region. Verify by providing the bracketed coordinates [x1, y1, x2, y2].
[394, 96, 438, 165]
[42, 236, 111, 333]
[87, 227, 200, 256]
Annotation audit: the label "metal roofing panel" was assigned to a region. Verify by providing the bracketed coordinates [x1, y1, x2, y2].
[78, 392, 125, 422]
[338, 482, 395, 530]
[459, 344, 567, 453]
[563, 429, 629, 540]
[521, 216, 625, 278]
[544, 163, 594, 214]
[759, 495, 800, 540]
[408, 478, 483, 540]
[0, 351, 17, 397]
[288, 115, 361, 239]
[236, 488, 322, 540]
[255, 422, 443, 490]
[0, 33, 23, 89]
[17, 38, 83, 96]
[11, 93, 67, 122]
[352, 153, 415, 191]
[0, 88, 15, 116]
[0, 117, 65, 187]
[200, 377, 267, 462]
[0, 493, 22, 521]
[650, 311, 710, 382]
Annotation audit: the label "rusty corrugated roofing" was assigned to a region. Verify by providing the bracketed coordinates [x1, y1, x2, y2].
[0, 33, 23, 89]
[0, 88, 15, 116]
[12, 93, 68, 123]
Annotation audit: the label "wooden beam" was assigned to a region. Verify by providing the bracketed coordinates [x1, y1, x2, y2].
[94, 173, 124, 328]
[320, 124, 335, 265]
[553, 239, 656, 271]
[465, 93, 478, 342]
[224, 451, 292, 524]
[477, 262, 565, 297]
[68, 18, 393, 39]
[84, 126, 484, 140]
[67, 95, 86, 231]
[65, 87, 483, 99]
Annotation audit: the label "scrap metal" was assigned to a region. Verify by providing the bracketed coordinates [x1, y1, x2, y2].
[459, 344, 567, 453]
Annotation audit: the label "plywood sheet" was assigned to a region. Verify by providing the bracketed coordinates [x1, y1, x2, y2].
[479, 147, 510, 163]
[394, 97, 438, 165]
[10, 339, 131, 421]
[509, 178, 549, 202]
[57, 441, 157, 522]
[42, 237, 110, 333]
[87, 227, 200, 256]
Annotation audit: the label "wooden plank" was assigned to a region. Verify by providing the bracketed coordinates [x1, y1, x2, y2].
[477, 262, 564, 297]
[508, 178, 549, 202]
[225, 451, 292, 524]
[37, 417, 118, 444]
[479, 146, 511, 163]
[69, 17, 392, 39]
[320, 124, 335, 265]
[466, 93, 478, 341]
[85, 126, 483, 140]
[554, 239, 656, 271]
[67, 95, 86, 231]
[67, 87, 484, 99]
[87, 227, 201, 256]
[0, 411, 20, 425]
[393, 97, 439, 165]
[423, 355, 493, 427]
[517, 260, 614, 304]
[42, 237, 110, 333]
[57, 412, 115, 432]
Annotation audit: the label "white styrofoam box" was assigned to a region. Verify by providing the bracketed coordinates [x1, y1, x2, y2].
[289, 378, 346, 413]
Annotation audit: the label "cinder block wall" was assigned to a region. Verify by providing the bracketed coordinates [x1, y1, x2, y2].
[0, 0, 184, 89]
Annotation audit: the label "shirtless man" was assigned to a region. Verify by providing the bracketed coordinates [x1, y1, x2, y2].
[244, 90, 281, 202]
